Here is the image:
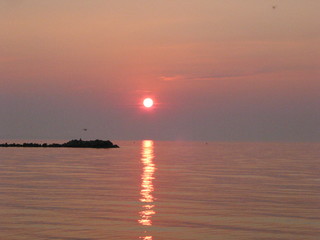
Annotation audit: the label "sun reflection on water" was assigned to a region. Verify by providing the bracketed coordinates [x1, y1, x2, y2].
[139, 236, 152, 240]
[138, 140, 156, 239]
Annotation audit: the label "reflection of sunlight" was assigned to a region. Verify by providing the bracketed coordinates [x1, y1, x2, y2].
[138, 140, 156, 239]
[139, 236, 152, 240]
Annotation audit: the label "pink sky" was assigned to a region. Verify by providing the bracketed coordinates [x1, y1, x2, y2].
[0, 0, 319, 141]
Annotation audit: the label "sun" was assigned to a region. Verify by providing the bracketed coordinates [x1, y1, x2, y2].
[143, 98, 154, 108]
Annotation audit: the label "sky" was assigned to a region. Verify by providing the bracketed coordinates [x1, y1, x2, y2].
[0, 0, 319, 141]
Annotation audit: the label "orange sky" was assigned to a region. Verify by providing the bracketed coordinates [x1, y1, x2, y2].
[0, 0, 319, 141]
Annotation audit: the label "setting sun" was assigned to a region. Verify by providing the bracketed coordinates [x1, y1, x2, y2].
[143, 98, 154, 108]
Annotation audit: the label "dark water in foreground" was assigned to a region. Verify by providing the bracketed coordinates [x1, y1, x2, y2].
[0, 141, 319, 240]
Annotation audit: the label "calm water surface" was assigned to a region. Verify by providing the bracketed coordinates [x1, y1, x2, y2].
[0, 141, 319, 239]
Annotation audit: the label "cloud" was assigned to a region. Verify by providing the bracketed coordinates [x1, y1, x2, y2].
[159, 75, 184, 81]
[159, 72, 257, 82]
[159, 67, 295, 82]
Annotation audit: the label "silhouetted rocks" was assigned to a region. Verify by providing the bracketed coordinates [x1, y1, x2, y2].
[0, 139, 119, 149]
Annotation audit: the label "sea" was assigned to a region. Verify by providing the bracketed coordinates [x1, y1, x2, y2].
[0, 140, 319, 240]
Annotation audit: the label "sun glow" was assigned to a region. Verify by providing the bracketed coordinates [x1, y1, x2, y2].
[143, 98, 154, 108]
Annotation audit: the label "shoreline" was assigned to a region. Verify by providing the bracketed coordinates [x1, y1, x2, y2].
[0, 139, 119, 149]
